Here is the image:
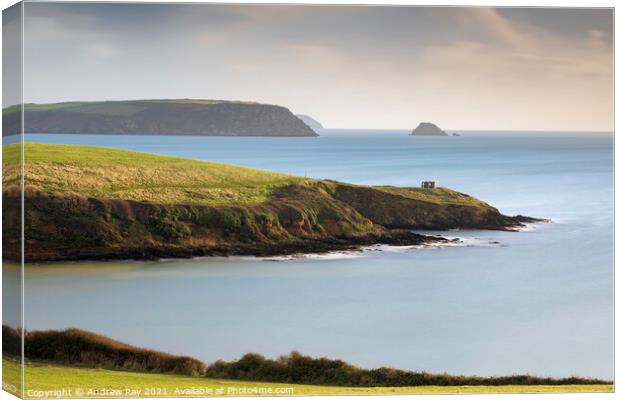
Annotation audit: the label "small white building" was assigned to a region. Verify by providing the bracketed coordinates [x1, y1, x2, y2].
[421, 181, 436, 189]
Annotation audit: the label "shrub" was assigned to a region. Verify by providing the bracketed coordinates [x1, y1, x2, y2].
[4, 326, 207, 376]
[147, 216, 190, 241]
[2, 325, 21, 357]
[206, 350, 611, 387]
[197, 208, 243, 234]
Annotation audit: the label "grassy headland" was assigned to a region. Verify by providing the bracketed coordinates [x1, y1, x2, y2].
[3, 143, 536, 262]
[2, 326, 611, 396]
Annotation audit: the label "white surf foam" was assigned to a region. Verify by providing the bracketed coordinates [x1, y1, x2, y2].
[514, 219, 553, 232]
[261, 250, 365, 262]
[214, 236, 505, 263]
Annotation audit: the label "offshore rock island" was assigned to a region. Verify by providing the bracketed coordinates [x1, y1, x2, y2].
[3, 143, 538, 262]
[410, 122, 448, 136]
[2, 99, 318, 137]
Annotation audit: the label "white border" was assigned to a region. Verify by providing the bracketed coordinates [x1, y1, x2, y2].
[0, 1, 615, 400]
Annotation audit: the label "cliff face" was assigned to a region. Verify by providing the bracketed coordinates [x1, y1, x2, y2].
[331, 184, 527, 230]
[2, 100, 318, 137]
[411, 122, 448, 136]
[3, 182, 532, 262]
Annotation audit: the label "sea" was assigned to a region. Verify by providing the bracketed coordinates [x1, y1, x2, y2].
[4, 129, 614, 379]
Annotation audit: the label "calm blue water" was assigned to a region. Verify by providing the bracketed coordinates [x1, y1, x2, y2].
[16, 130, 613, 379]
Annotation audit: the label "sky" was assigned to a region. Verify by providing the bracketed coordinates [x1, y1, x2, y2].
[4, 3, 614, 131]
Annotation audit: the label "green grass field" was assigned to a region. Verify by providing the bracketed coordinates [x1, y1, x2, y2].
[4, 143, 304, 206]
[2, 359, 612, 397]
[3, 143, 483, 208]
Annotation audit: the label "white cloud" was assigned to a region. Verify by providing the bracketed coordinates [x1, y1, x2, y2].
[410, 8, 612, 130]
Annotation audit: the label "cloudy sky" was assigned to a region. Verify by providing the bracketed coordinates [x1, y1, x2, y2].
[9, 3, 615, 131]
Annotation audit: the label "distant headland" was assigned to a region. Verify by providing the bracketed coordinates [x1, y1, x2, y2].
[2, 99, 318, 137]
[295, 114, 324, 130]
[410, 122, 448, 136]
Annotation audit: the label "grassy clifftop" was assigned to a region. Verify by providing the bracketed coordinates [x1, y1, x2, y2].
[2, 99, 259, 115]
[10, 143, 302, 205]
[5, 143, 485, 207]
[3, 143, 532, 261]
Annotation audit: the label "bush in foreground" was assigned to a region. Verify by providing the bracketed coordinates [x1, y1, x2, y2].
[3, 325, 206, 376]
[206, 351, 610, 387]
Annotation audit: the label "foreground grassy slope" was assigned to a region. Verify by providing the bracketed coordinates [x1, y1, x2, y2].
[3, 327, 610, 395]
[3, 359, 612, 397]
[5, 326, 606, 389]
[3, 143, 533, 261]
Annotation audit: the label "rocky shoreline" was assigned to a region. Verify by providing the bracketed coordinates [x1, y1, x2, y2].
[18, 230, 450, 263]
[16, 219, 545, 263]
